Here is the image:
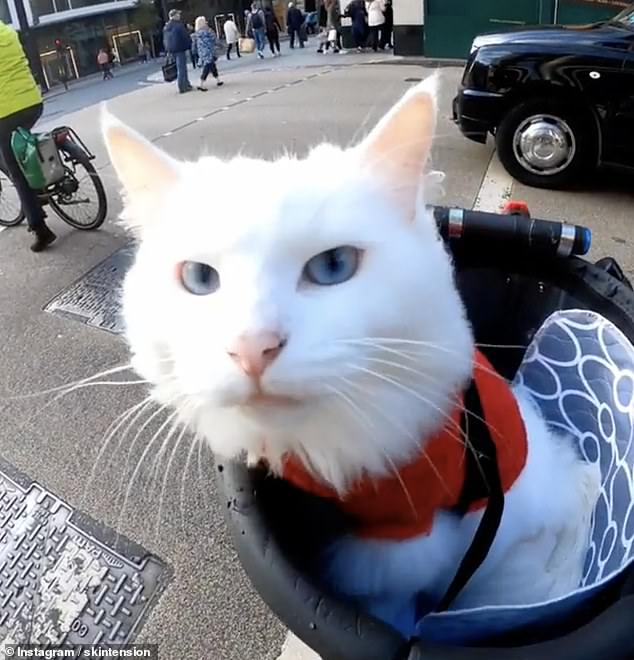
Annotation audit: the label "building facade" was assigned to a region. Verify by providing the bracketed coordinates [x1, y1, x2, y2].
[395, 0, 629, 59]
[3, 0, 251, 88]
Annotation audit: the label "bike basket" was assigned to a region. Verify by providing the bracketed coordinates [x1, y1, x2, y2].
[11, 127, 65, 190]
[216, 250, 634, 660]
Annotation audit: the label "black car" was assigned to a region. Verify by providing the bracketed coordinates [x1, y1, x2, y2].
[453, 5, 634, 188]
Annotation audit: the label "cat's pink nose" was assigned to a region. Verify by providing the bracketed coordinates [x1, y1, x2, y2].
[227, 332, 287, 378]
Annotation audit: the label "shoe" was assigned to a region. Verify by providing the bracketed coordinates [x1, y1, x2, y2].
[197, 85, 208, 91]
[30, 224, 56, 252]
[217, 80, 224, 87]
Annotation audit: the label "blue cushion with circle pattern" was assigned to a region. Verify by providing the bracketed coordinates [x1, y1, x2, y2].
[416, 309, 634, 644]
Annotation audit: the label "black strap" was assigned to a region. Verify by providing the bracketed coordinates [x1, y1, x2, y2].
[433, 379, 505, 612]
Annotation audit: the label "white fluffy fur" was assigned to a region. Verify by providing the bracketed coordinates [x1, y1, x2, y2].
[103, 76, 600, 632]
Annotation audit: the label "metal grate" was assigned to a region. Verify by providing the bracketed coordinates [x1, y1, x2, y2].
[44, 245, 135, 335]
[0, 467, 168, 649]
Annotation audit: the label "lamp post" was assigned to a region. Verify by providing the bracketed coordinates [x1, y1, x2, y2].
[12, 0, 48, 91]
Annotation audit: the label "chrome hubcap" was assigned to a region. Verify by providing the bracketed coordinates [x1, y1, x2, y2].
[513, 114, 576, 176]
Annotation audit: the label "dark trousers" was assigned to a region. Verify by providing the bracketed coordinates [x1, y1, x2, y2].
[267, 30, 280, 54]
[226, 42, 241, 58]
[0, 104, 46, 230]
[380, 24, 393, 48]
[101, 63, 113, 80]
[289, 28, 303, 47]
[200, 60, 219, 80]
[368, 25, 380, 51]
[352, 28, 365, 49]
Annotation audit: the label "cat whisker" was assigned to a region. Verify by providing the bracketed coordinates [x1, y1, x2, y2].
[335, 374, 452, 498]
[118, 405, 182, 533]
[340, 337, 511, 384]
[361, 356, 502, 440]
[345, 363, 468, 446]
[81, 395, 154, 506]
[325, 381, 419, 517]
[4, 363, 141, 401]
[155, 417, 191, 542]
[149, 407, 186, 494]
[180, 431, 203, 537]
[115, 400, 175, 507]
[475, 342, 527, 350]
[196, 429, 207, 489]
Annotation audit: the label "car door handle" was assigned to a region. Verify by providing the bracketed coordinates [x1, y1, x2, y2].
[489, 18, 526, 25]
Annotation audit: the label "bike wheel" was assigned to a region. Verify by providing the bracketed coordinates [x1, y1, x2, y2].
[49, 154, 107, 230]
[0, 168, 25, 227]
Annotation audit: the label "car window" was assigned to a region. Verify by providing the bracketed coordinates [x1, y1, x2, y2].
[611, 6, 634, 28]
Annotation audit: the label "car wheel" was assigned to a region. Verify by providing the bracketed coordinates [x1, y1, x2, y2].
[495, 98, 596, 189]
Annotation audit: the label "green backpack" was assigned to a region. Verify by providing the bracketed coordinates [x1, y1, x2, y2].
[11, 127, 65, 190]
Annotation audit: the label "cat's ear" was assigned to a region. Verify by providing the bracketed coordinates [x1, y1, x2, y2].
[356, 74, 438, 217]
[101, 108, 180, 233]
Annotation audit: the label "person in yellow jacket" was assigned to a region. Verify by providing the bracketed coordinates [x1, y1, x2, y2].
[0, 21, 55, 251]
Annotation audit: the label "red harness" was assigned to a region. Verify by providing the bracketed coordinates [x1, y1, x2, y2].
[282, 350, 528, 541]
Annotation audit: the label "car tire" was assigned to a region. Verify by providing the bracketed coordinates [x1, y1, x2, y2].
[495, 97, 597, 189]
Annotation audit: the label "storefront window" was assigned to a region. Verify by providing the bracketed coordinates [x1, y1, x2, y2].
[31, 0, 57, 19]
[36, 9, 136, 81]
[0, 0, 11, 23]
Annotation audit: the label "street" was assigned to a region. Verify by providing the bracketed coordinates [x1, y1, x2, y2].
[1, 39, 634, 660]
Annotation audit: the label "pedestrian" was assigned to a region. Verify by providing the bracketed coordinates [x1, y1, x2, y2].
[137, 40, 146, 63]
[316, 0, 328, 54]
[97, 48, 113, 80]
[244, 8, 252, 36]
[224, 16, 240, 59]
[264, 6, 282, 56]
[286, 2, 305, 49]
[194, 16, 224, 91]
[247, 3, 267, 59]
[0, 20, 56, 251]
[366, 0, 385, 52]
[324, 0, 343, 52]
[163, 9, 193, 94]
[188, 24, 198, 68]
[380, 0, 393, 49]
[344, 0, 367, 52]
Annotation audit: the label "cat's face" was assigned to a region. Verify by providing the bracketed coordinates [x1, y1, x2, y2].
[103, 76, 474, 491]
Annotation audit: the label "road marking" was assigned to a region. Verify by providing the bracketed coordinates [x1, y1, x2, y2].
[472, 151, 513, 212]
[150, 69, 337, 144]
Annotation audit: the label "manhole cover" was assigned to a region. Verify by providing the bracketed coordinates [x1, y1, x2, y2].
[0, 464, 168, 649]
[45, 245, 135, 335]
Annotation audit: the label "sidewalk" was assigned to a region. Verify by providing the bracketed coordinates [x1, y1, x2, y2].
[43, 59, 160, 101]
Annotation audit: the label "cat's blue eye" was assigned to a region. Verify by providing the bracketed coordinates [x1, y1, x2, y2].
[178, 261, 220, 295]
[303, 246, 361, 286]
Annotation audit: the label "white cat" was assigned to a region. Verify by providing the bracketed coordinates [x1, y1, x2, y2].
[102, 76, 599, 635]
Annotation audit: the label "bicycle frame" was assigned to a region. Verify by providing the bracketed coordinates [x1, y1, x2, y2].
[51, 126, 95, 162]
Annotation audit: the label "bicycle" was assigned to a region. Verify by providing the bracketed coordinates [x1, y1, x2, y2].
[0, 125, 107, 231]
